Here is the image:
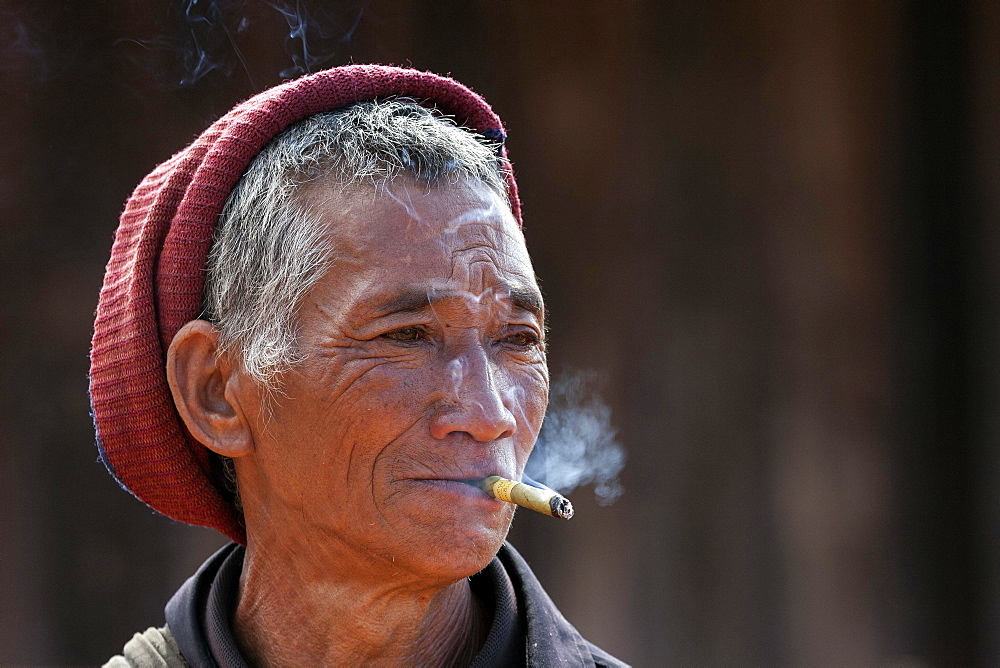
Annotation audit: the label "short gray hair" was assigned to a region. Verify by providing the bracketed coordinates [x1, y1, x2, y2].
[203, 98, 507, 390]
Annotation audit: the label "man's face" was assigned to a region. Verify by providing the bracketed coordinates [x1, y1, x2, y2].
[235, 177, 548, 584]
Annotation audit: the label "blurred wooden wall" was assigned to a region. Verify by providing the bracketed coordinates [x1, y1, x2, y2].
[1, 1, 997, 665]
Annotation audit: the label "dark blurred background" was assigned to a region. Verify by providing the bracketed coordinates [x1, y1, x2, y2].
[2, 1, 999, 665]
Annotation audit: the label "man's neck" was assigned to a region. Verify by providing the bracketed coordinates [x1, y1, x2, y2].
[232, 540, 489, 666]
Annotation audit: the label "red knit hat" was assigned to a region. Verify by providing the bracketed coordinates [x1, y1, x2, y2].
[90, 65, 522, 544]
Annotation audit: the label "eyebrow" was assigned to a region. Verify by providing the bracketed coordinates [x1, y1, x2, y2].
[373, 285, 544, 320]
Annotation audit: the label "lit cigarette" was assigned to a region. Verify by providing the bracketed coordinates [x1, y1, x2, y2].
[475, 475, 574, 520]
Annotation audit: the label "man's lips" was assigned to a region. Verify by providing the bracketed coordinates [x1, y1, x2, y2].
[406, 467, 516, 485]
[408, 477, 504, 502]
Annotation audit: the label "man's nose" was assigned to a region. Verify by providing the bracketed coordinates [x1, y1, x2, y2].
[429, 353, 517, 442]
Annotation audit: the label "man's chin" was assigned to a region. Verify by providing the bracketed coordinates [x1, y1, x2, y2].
[383, 516, 510, 582]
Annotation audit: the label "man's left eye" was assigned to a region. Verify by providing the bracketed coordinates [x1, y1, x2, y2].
[503, 330, 541, 348]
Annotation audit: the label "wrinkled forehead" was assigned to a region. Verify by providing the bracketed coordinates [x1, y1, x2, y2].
[305, 176, 538, 295]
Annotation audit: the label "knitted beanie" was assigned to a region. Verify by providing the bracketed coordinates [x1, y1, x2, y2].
[89, 65, 522, 545]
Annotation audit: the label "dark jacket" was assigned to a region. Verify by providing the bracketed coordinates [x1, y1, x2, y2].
[106, 542, 628, 667]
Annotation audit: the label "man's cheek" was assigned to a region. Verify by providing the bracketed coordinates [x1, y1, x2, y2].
[331, 405, 422, 473]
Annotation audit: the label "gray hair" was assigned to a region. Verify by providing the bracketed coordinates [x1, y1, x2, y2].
[203, 98, 508, 390]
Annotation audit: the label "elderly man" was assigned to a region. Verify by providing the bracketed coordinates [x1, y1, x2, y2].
[92, 66, 625, 667]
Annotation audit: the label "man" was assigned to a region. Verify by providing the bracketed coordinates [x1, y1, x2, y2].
[92, 65, 626, 666]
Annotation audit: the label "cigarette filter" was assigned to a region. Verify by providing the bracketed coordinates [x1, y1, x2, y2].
[479, 475, 574, 520]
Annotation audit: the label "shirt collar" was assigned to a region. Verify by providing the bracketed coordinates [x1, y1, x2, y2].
[164, 542, 583, 667]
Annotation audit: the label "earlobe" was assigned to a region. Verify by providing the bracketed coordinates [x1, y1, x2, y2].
[166, 320, 254, 458]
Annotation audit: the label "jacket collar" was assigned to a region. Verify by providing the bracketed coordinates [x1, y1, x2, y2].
[164, 541, 599, 667]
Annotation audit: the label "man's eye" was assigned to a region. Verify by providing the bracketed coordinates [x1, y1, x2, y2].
[383, 327, 424, 342]
[504, 330, 542, 348]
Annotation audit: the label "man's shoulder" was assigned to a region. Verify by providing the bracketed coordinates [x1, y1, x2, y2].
[103, 626, 187, 668]
[587, 640, 631, 667]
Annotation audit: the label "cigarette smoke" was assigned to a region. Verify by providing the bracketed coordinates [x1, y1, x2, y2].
[176, 0, 232, 86]
[446, 357, 465, 402]
[526, 370, 626, 505]
[114, 0, 366, 88]
[264, 0, 363, 78]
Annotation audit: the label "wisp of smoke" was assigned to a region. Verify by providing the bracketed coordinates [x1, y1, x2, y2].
[526, 370, 625, 505]
[264, 0, 364, 78]
[114, 0, 366, 88]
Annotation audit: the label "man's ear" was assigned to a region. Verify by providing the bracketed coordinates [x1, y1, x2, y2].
[166, 320, 254, 458]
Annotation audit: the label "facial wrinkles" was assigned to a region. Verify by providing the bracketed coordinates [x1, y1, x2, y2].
[502, 383, 545, 457]
[428, 286, 535, 449]
[281, 310, 424, 508]
[418, 196, 535, 335]
[313, 181, 539, 429]
[441, 197, 504, 235]
[422, 284, 515, 332]
[382, 178, 507, 231]
[381, 179, 518, 265]
[428, 236, 542, 430]
[304, 220, 541, 434]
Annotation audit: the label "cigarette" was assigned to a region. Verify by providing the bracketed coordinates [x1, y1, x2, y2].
[475, 475, 574, 520]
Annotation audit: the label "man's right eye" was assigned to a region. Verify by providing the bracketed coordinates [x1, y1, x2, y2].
[382, 327, 424, 342]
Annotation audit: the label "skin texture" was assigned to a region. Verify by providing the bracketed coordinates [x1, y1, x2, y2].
[167, 177, 548, 666]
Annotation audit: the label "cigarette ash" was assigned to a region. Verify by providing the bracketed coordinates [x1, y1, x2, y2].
[526, 370, 625, 505]
[549, 495, 575, 520]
